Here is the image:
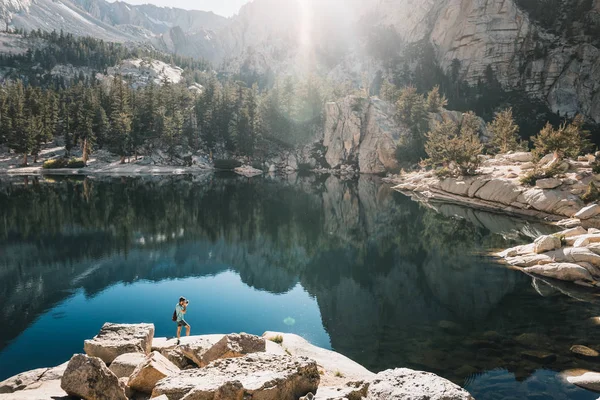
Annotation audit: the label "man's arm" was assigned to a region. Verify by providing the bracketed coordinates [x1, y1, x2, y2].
[181, 305, 187, 314]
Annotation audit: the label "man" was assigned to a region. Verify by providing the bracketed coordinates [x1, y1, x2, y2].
[175, 296, 191, 344]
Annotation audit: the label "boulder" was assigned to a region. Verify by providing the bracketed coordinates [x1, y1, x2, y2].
[84, 323, 154, 364]
[561, 369, 600, 392]
[314, 382, 369, 400]
[128, 351, 180, 394]
[556, 226, 587, 238]
[60, 354, 127, 400]
[179, 337, 219, 367]
[536, 178, 562, 189]
[570, 345, 599, 358]
[524, 263, 594, 282]
[160, 347, 194, 369]
[202, 333, 266, 365]
[0, 363, 67, 394]
[152, 353, 320, 400]
[521, 162, 535, 170]
[533, 235, 562, 254]
[109, 353, 147, 378]
[575, 204, 600, 220]
[366, 368, 473, 400]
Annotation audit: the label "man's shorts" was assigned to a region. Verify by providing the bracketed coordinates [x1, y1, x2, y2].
[177, 319, 189, 327]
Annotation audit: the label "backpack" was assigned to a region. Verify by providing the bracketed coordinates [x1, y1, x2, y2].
[172, 308, 177, 322]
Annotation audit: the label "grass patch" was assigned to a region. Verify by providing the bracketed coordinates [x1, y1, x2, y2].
[434, 167, 452, 179]
[269, 335, 283, 344]
[43, 158, 85, 169]
[284, 348, 292, 356]
[334, 371, 345, 378]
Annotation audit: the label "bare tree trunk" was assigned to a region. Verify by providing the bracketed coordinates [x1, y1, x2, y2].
[33, 154, 38, 163]
[23, 153, 28, 166]
[83, 138, 89, 165]
[120, 155, 126, 164]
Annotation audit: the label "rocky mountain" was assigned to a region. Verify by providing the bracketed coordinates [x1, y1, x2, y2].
[1, 0, 598, 125]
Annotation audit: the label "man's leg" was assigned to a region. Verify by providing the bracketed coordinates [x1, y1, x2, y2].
[185, 323, 191, 336]
[176, 325, 182, 339]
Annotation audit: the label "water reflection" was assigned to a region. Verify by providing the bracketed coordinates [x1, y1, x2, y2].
[0, 174, 599, 400]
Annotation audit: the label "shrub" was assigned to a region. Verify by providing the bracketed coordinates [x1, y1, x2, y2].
[582, 182, 600, 204]
[520, 161, 566, 186]
[251, 161, 264, 171]
[67, 158, 85, 168]
[43, 158, 68, 169]
[532, 115, 592, 159]
[592, 163, 600, 174]
[214, 159, 242, 170]
[425, 113, 483, 176]
[43, 158, 85, 169]
[434, 167, 452, 179]
[488, 108, 525, 154]
[269, 335, 283, 344]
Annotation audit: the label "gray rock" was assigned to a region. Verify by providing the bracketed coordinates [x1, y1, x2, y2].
[524, 263, 594, 282]
[60, 354, 127, 400]
[536, 178, 562, 189]
[84, 323, 154, 364]
[561, 369, 600, 392]
[533, 235, 561, 254]
[366, 368, 473, 400]
[570, 345, 600, 358]
[152, 353, 320, 400]
[128, 351, 180, 394]
[203, 333, 266, 365]
[575, 204, 600, 220]
[0, 363, 67, 394]
[109, 352, 147, 378]
[504, 152, 534, 163]
[179, 337, 219, 367]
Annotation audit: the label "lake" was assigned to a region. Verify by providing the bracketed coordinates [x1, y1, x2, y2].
[1, 173, 599, 400]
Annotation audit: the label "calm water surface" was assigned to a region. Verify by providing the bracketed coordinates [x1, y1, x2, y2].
[0, 173, 599, 400]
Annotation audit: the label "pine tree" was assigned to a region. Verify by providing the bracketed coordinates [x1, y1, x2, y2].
[426, 86, 448, 113]
[488, 108, 522, 154]
[108, 75, 133, 163]
[425, 114, 483, 176]
[7, 81, 33, 165]
[532, 114, 591, 159]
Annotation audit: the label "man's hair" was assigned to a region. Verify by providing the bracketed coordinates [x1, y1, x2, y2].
[179, 297, 186, 303]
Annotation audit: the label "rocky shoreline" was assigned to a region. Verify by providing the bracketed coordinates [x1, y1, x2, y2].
[386, 152, 600, 227]
[0, 323, 474, 400]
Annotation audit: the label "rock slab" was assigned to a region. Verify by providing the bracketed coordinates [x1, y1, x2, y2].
[60, 354, 127, 400]
[366, 368, 474, 400]
[84, 323, 154, 364]
[152, 353, 320, 400]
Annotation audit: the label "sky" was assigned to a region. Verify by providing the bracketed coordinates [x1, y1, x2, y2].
[107, 0, 251, 17]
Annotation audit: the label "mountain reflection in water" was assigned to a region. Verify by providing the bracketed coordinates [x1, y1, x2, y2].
[0, 174, 599, 400]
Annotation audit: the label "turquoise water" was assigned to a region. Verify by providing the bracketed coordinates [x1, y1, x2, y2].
[0, 174, 599, 400]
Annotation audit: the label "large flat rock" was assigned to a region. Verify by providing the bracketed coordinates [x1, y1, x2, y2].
[84, 323, 154, 364]
[152, 353, 320, 400]
[366, 368, 474, 400]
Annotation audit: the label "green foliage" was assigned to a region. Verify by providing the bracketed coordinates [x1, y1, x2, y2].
[488, 108, 524, 154]
[434, 167, 452, 179]
[531, 115, 592, 159]
[214, 159, 242, 170]
[42, 158, 85, 169]
[269, 335, 284, 344]
[298, 163, 313, 172]
[582, 182, 600, 204]
[425, 112, 483, 176]
[426, 86, 448, 113]
[592, 163, 600, 175]
[519, 162, 563, 186]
